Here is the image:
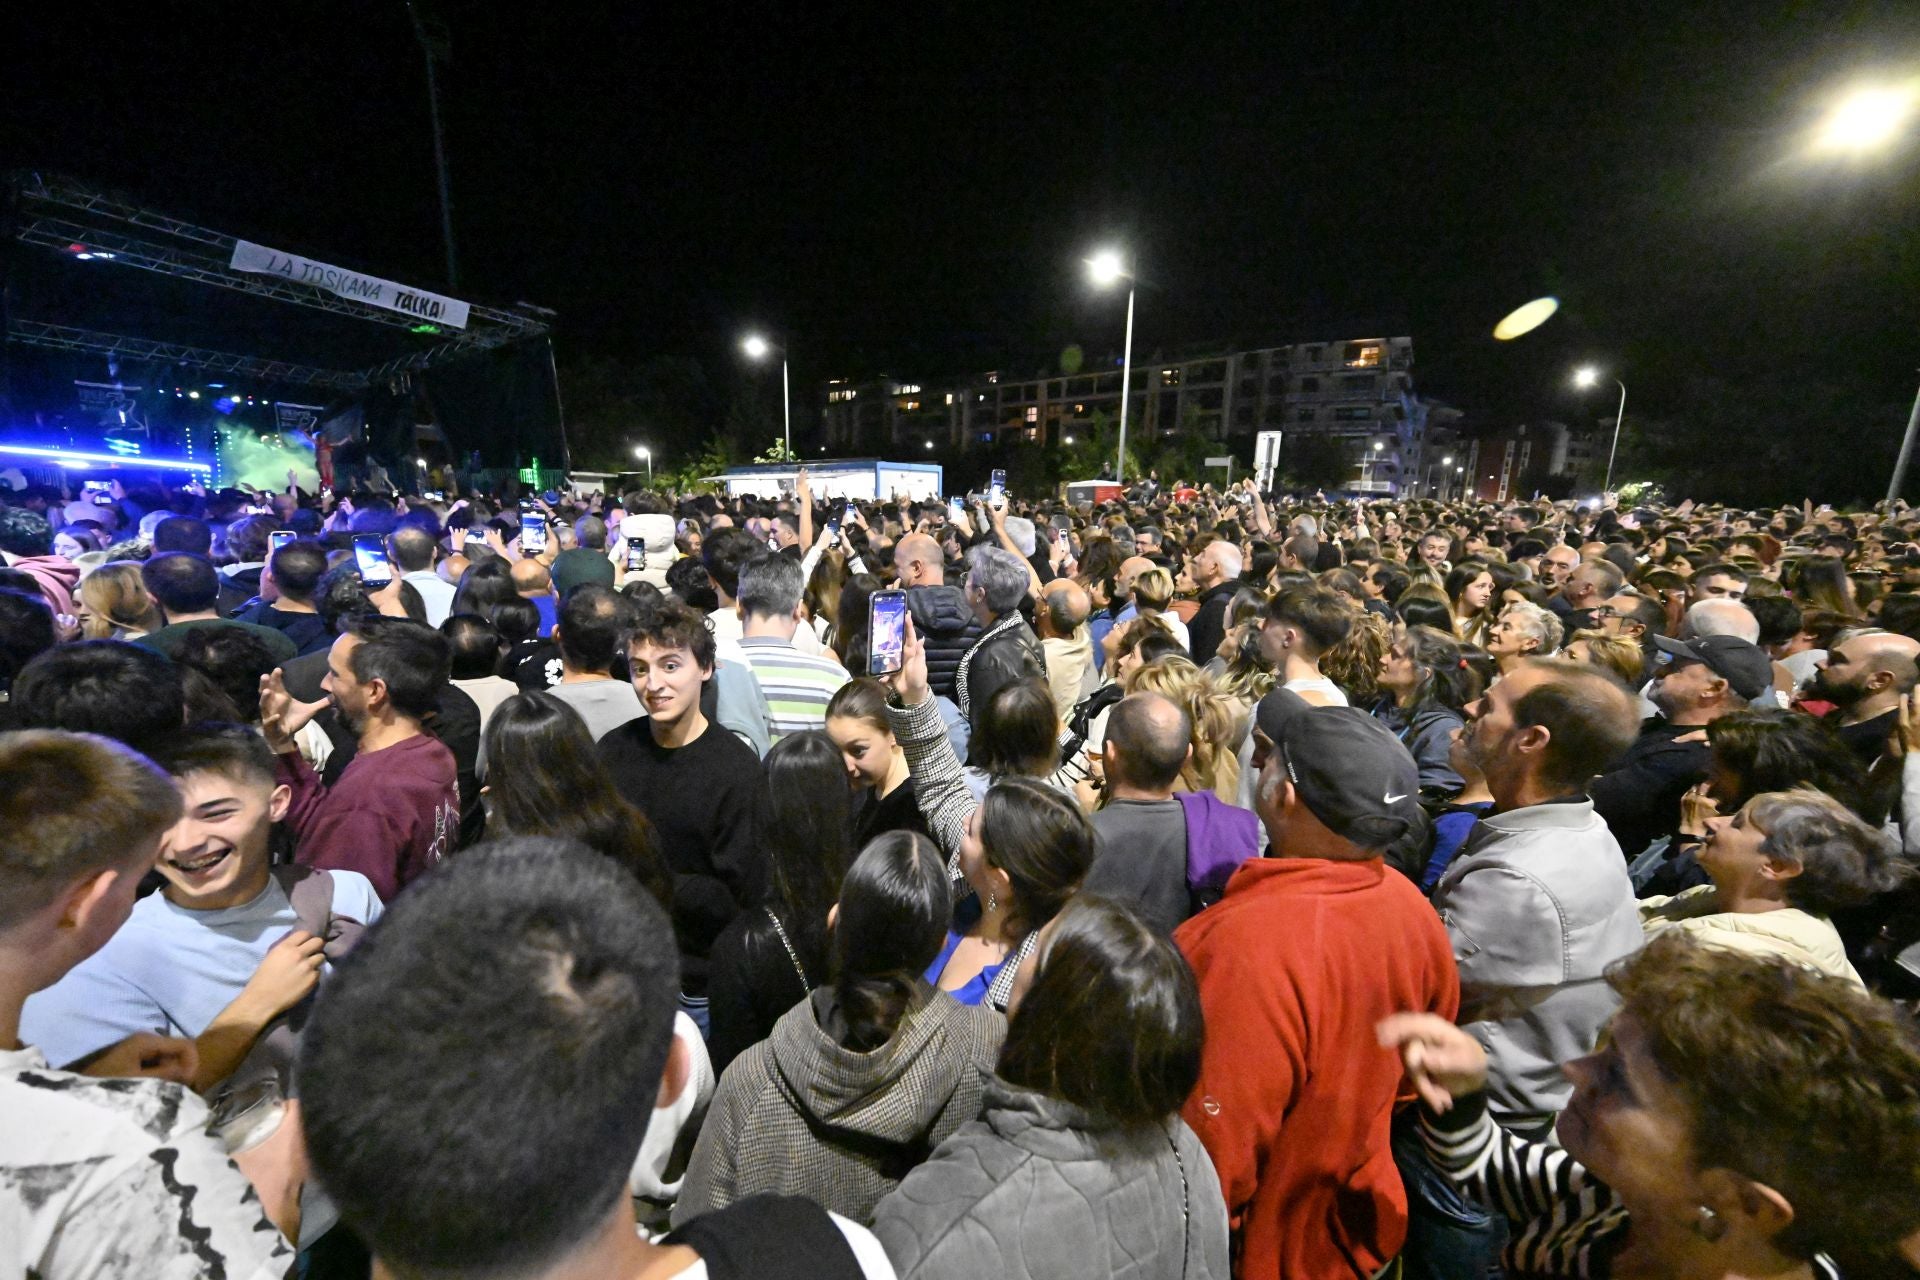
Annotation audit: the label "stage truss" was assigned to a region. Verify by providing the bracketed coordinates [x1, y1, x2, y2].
[6, 171, 550, 393]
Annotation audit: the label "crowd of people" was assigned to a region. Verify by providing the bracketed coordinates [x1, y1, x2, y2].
[2, 465, 1919, 1280]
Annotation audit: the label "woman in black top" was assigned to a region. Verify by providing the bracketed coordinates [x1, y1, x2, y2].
[705, 730, 856, 1073]
[826, 678, 930, 847]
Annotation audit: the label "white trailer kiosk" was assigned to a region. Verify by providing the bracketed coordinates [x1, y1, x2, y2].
[715, 458, 945, 502]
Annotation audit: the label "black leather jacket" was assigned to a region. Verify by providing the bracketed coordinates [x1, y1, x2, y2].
[956, 613, 1046, 727]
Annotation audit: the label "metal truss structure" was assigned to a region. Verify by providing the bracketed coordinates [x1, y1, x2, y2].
[6, 172, 550, 392]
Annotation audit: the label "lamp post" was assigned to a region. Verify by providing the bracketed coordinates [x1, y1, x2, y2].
[1574, 365, 1629, 493]
[740, 333, 791, 459]
[634, 444, 652, 483]
[1085, 249, 1135, 484]
[1806, 83, 1920, 500]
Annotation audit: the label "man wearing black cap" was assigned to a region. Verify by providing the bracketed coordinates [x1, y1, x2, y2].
[1174, 690, 1458, 1280]
[1591, 633, 1771, 862]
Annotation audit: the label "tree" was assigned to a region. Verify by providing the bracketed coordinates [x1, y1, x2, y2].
[1059, 410, 1143, 483]
[1284, 432, 1351, 491]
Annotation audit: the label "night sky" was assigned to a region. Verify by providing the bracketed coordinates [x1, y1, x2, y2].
[8, 1, 1920, 451]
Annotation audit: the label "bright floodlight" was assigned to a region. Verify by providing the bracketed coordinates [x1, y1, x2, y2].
[1573, 366, 1601, 389]
[1815, 85, 1917, 154]
[635, 445, 650, 459]
[741, 334, 771, 360]
[1086, 249, 1126, 287]
[1492, 296, 1559, 341]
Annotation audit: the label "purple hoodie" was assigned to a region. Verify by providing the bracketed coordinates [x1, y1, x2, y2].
[1180, 790, 1261, 910]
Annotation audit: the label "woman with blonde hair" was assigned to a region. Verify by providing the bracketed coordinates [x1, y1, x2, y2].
[1128, 565, 1190, 653]
[1565, 628, 1645, 686]
[76, 560, 164, 639]
[1123, 654, 1244, 804]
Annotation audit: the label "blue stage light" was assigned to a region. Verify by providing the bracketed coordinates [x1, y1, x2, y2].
[0, 443, 211, 473]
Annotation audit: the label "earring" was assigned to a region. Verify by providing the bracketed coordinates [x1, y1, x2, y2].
[1692, 1205, 1726, 1243]
[985, 892, 998, 913]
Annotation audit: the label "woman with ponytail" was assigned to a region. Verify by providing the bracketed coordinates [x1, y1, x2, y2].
[675, 831, 1005, 1227]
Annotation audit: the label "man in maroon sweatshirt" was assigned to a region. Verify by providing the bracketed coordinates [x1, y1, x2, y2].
[1176, 690, 1459, 1279]
[259, 615, 459, 901]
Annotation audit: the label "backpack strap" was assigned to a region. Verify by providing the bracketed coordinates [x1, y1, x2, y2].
[663, 1194, 865, 1280]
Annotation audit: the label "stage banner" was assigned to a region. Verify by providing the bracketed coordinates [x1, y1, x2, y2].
[274, 402, 327, 435]
[230, 240, 471, 330]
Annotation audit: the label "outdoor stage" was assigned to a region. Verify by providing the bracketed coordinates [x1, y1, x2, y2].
[1, 172, 567, 489]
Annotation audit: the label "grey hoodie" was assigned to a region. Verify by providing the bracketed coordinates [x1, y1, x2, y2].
[674, 986, 1004, 1226]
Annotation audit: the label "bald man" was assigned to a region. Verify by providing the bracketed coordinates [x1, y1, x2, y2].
[511, 558, 558, 637]
[1081, 693, 1202, 932]
[1089, 554, 1158, 676]
[1808, 629, 1920, 764]
[1037, 578, 1095, 721]
[894, 531, 979, 702]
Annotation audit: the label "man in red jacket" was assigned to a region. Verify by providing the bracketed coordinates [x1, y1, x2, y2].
[260, 615, 459, 901]
[1176, 690, 1459, 1279]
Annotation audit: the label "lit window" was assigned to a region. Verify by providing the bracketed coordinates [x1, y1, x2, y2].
[1074, 403, 1084, 413]
[987, 373, 999, 384]
[1345, 343, 1382, 368]
[945, 392, 954, 405]
[1025, 406, 1039, 422]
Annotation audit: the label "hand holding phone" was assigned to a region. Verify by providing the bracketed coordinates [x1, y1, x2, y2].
[519, 503, 548, 555]
[351, 534, 394, 589]
[868, 590, 909, 678]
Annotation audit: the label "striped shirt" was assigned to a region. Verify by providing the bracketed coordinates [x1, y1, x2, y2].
[736, 635, 850, 744]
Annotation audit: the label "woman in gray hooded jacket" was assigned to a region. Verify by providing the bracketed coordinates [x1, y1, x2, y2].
[674, 831, 1004, 1227]
[871, 896, 1230, 1280]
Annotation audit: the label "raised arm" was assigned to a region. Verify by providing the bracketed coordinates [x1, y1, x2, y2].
[882, 616, 976, 864]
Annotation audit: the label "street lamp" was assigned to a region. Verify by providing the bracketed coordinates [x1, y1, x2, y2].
[1804, 82, 1920, 499]
[634, 444, 652, 483]
[1085, 248, 1135, 485]
[1573, 365, 1629, 493]
[740, 333, 791, 459]
[1812, 83, 1917, 155]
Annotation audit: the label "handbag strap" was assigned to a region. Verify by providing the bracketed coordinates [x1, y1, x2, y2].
[1167, 1123, 1190, 1280]
[764, 908, 812, 1000]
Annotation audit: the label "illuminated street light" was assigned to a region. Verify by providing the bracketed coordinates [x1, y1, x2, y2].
[739, 333, 790, 458]
[1814, 84, 1918, 154]
[635, 444, 652, 483]
[1801, 81, 1920, 499]
[1084, 248, 1136, 484]
[1572, 366, 1628, 493]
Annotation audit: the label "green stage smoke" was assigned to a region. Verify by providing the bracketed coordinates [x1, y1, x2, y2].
[217, 425, 320, 493]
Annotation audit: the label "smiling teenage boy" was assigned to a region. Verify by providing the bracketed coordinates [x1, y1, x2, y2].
[21, 722, 382, 1090]
[600, 599, 763, 1035]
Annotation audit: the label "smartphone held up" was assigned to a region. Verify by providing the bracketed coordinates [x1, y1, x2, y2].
[868, 590, 908, 677]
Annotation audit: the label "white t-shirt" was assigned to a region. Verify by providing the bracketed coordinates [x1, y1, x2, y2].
[1282, 675, 1349, 706]
[20, 870, 384, 1069]
[631, 1013, 715, 1202]
[1, 1045, 293, 1280]
[657, 1213, 897, 1279]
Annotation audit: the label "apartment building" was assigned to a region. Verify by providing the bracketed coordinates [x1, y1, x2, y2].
[822, 336, 1446, 493]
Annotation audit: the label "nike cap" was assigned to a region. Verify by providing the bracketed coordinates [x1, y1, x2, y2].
[1253, 688, 1423, 851]
[1650, 634, 1773, 703]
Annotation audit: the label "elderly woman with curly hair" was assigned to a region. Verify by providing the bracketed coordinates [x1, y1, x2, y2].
[1383, 933, 1920, 1280]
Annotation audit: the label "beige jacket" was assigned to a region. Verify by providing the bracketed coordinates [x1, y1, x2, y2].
[1639, 885, 1863, 987]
